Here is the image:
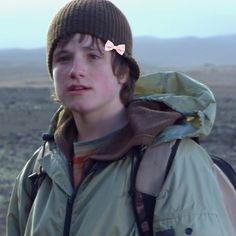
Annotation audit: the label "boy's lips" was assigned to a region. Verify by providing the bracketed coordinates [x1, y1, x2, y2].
[68, 84, 91, 92]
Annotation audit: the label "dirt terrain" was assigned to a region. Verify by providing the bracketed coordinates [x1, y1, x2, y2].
[0, 66, 236, 233]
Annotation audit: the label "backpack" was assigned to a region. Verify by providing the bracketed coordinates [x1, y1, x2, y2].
[28, 136, 236, 236]
[132, 139, 236, 235]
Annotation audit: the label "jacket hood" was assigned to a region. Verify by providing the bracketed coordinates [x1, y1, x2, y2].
[135, 71, 216, 143]
[46, 71, 216, 160]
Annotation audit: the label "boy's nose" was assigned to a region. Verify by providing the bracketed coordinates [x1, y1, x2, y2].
[69, 59, 85, 79]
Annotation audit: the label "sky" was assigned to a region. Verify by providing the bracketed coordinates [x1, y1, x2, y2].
[0, 0, 236, 49]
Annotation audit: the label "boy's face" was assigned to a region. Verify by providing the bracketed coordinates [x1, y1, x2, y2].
[52, 34, 127, 116]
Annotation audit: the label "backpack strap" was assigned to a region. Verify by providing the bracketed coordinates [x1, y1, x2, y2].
[212, 155, 236, 190]
[131, 139, 180, 236]
[135, 139, 180, 196]
[214, 162, 236, 234]
[28, 165, 47, 206]
[193, 138, 236, 190]
[28, 134, 54, 206]
[164, 139, 181, 180]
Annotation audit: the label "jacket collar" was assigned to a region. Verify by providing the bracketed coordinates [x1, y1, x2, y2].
[53, 100, 183, 161]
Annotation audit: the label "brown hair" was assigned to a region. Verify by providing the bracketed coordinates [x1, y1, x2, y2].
[111, 52, 135, 105]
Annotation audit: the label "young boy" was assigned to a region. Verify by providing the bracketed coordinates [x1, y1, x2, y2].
[7, 0, 234, 235]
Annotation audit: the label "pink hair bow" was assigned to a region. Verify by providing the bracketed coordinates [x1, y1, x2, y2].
[105, 40, 125, 55]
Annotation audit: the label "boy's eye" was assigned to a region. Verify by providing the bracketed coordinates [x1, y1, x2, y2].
[88, 53, 101, 60]
[56, 55, 71, 63]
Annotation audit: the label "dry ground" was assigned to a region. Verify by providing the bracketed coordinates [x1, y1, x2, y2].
[0, 66, 236, 233]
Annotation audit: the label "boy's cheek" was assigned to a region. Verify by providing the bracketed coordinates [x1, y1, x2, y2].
[52, 69, 62, 82]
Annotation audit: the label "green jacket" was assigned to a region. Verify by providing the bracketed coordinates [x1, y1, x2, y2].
[7, 72, 234, 235]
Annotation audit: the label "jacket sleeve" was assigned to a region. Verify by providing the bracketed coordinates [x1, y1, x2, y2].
[6, 149, 40, 236]
[153, 138, 234, 236]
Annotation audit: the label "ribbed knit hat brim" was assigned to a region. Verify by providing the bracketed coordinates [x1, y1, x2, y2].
[47, 0, 140, 80]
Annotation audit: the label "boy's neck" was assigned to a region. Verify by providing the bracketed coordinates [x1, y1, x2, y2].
[72, 107, 127, 142]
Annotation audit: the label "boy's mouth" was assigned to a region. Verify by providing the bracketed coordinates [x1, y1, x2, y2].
[68, 85, 90, 92]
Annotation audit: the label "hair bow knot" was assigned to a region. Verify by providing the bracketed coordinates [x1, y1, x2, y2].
[105, 40, 125, 55]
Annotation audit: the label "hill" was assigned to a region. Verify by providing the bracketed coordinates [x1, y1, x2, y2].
[134, 35, 236, 69]
[0, 34, 235, 86]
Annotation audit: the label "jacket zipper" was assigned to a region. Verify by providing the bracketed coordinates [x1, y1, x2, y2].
[63, 157, 74, 236]
[63, 195, 74, 236]
[63, 159, 95, 236]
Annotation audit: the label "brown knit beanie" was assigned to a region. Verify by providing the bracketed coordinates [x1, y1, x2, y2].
[47, 0, 140, 80]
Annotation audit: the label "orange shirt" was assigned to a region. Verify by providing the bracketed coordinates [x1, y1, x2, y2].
[73, 131, 118, 186]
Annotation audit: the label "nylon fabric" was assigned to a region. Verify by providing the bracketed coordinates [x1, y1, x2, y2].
[153, 139, 234, 235]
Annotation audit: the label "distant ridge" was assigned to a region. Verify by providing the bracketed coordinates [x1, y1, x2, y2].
[133, 34, 236, 68]
[0, 48, 47, 81]
[0, 34, 235, 83]
[0, 48, 46, 68]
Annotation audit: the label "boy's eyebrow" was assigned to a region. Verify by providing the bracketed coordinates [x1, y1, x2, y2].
[53, 45, 105, 58]
[84, 45, 105, 53]
[53, 49, 69, 58]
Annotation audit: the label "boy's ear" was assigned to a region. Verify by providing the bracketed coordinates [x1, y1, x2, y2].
[118, 74, 128, 85]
